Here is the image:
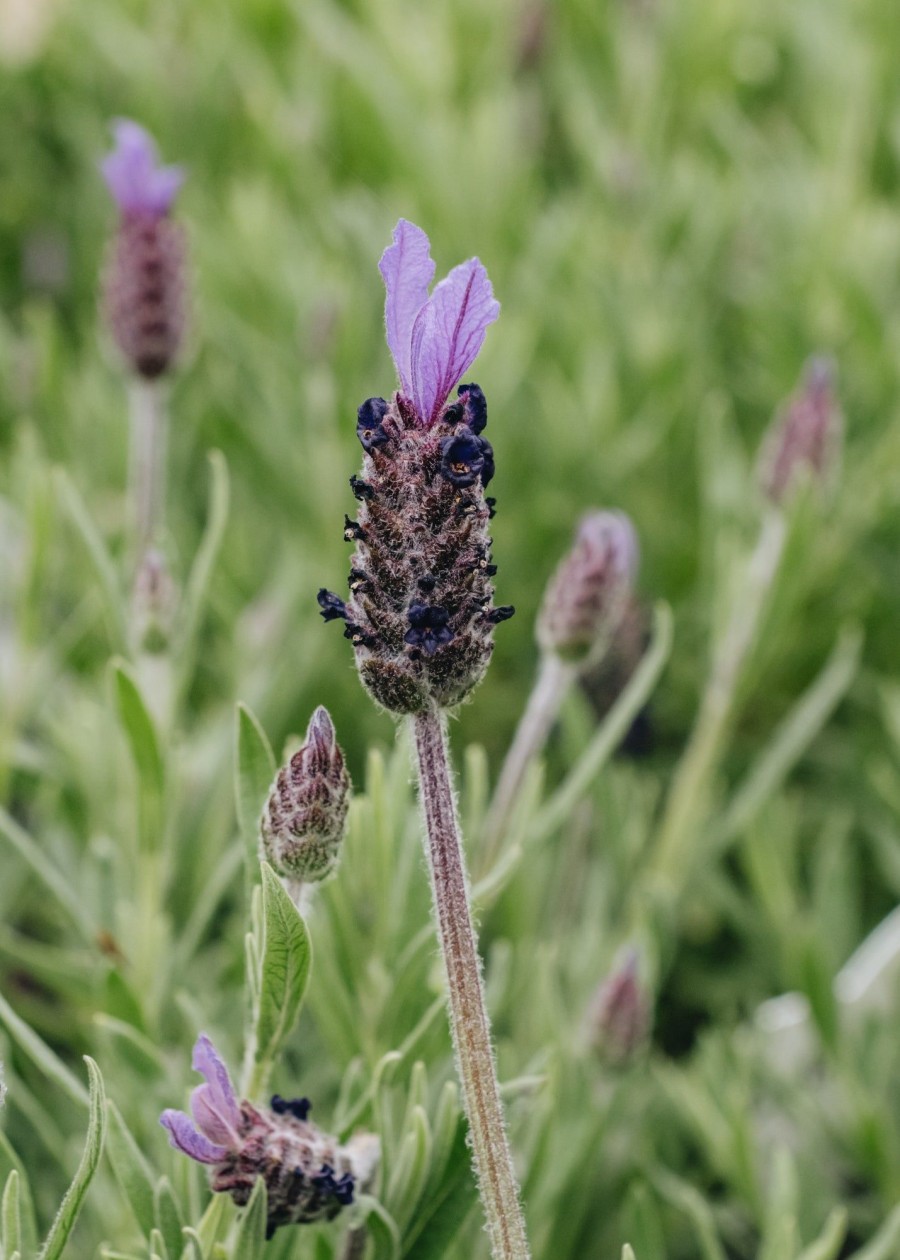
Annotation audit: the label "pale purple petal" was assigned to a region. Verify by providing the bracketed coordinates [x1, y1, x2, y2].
[160, 1109, 228, 1164]
[409, 259, 500, 426]
[101, 119, 184, 217]
[191, 1084, 241, 1147]
[191, 1034, 241, 1134]
[378, 220, 435, 398]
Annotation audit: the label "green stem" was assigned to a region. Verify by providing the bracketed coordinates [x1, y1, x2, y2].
[411, 706, 531, 1260]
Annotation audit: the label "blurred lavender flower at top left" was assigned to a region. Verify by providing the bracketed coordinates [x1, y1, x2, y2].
[101, 119, 184, 219]
[100, 119, 187, 379]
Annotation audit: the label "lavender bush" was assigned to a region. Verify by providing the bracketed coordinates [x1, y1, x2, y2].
[3, 3, 900, 1259]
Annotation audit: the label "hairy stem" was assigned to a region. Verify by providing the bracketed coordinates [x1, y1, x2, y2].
[653, 510, 787, 885]
[480, 652, 574, 874]
[128, 376, 168, 564]
[411, 706, 530, 1260]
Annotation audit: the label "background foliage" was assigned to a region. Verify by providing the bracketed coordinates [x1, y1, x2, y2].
[2, 0, 900, 1256]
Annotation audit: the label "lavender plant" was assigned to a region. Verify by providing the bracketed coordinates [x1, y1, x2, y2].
[318, 220, 529, 1259]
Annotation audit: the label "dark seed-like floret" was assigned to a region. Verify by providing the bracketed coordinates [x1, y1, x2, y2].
[317, 589, 348, 622]
[404, 603, 454, 655]
[457, 382, 487, 434]
[440, 428, 485, 487]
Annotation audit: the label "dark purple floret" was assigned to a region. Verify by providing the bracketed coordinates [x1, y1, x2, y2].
[343, 516, 366, 541]
[356, 398, 391, 453]
[457, 383, 487, 434]
[478, 436, 495, 486]
[441, 429, 486, 487]
[486, 497, 497, 518]
[317, 589, 349, 622]
[405, 603, 454, 655]
[349, 475, 375, 501]
[487, 605, 516, 624]
[271, 1095, 312, 1122]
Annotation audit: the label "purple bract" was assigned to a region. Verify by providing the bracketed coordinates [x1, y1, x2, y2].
[379, 219, 500, 427]
[160, 1034, 241, 1164]
[101, 119, 184, 218]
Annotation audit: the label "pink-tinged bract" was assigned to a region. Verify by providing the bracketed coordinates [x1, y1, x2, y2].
[160, 1108, 228, 1164]
[379, 219, 499, 426]
[101, 119, 184, 217]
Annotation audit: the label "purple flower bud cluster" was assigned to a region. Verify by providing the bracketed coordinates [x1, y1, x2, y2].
[260, 707, 350, 883]
[161, 1036, 378, 1237]
[100, 121, 187, 379]
[758, 356, 841, 505]
[319, 220, 513, 713]
[537, 510, 638, 663]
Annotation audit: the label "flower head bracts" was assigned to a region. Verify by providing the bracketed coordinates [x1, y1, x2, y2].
[379, 219, 500, 426]
[101, 120, 184, 219]
[758, 356, 842, 505]
[160, 1036, 379, 1236]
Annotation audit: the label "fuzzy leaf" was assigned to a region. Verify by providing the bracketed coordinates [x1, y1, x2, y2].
[229, 1177, 267, 1260]
[2, 1169, 21, 1258]
[252, 863, 312, 1089]
[105, 1101, 157, 1238]
[0, 992, 88, 1108]
[154, 1177, 185, 1260]
[111, 659, 165, 851]
[235, 704, 276, 871]
[54, 467, 127, 651]
[38, 1057, 107, 1260]
[354, 1195, 400, 1260]
[175, 450, 230, 700]
[797, 1208, 848, 1260]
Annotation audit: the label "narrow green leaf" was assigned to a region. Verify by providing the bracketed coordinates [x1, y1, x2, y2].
[111, 659, 165, 852]
[716, 626, 862, 852]
[651, 1166, 726, 1260]
[0, 807, 94, 941]
[0, 991, 88, 1108]
[250, 863, 312, 1093]
[2, 1169, 21, 1258]
[38, 1057, 107, 1260]
[354, 1195, 400, 1260]
[622, 1248, 637, 1260]
[403, 1121, 476, 1260]
[797, 1208, 848, 1260]
[54, 467, 127, 651]
[105, 1101, 156, 1239]
[228, 1177, 266, 1260]
[234, 704, 275, 872]
[154, 1177, 184, 1260]
[0, 1132, 37, 1257]
[530, 601, 673, 843]
[149, 1228, 169, 1260]
[175, 450, 230, 699]
[387, 1106, 432, 1232]
[846, 1202, 900, 1259]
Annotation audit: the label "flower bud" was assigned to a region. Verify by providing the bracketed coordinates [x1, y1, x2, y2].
[260, 707, 350, 883]
[758, 356, 841, 505]
[578, 595, 654, 756]
[588, 951, 651, 1065]
[100, 120, 187, 379]
[537, 511, 638, 663]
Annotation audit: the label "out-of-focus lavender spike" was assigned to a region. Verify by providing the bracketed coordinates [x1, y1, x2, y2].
[537, 510, 639, 664]
[100, 119, 187, 379]
[758, 356, 842, 505]
[588, 950, 651, 1066]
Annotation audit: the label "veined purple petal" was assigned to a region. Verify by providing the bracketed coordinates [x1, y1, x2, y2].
[191, 1084, 241, 1147]
[410, 258, 499, 426]
[191, 1034, 241, 1135]
[160, 1109, 228, 1164]
[101, 119, 184, 217]
[379, 220, 435, 398]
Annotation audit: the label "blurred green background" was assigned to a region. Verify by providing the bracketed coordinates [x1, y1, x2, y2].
[4, 0, 900, 1256]
[3, 0, 899, 774]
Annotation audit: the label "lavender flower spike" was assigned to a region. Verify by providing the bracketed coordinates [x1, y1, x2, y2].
[160, 1033, 239, 1164]
[380, 219, 500, 426]
[101, 119, 184, 218]
[160, 1034, 379, 1236]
